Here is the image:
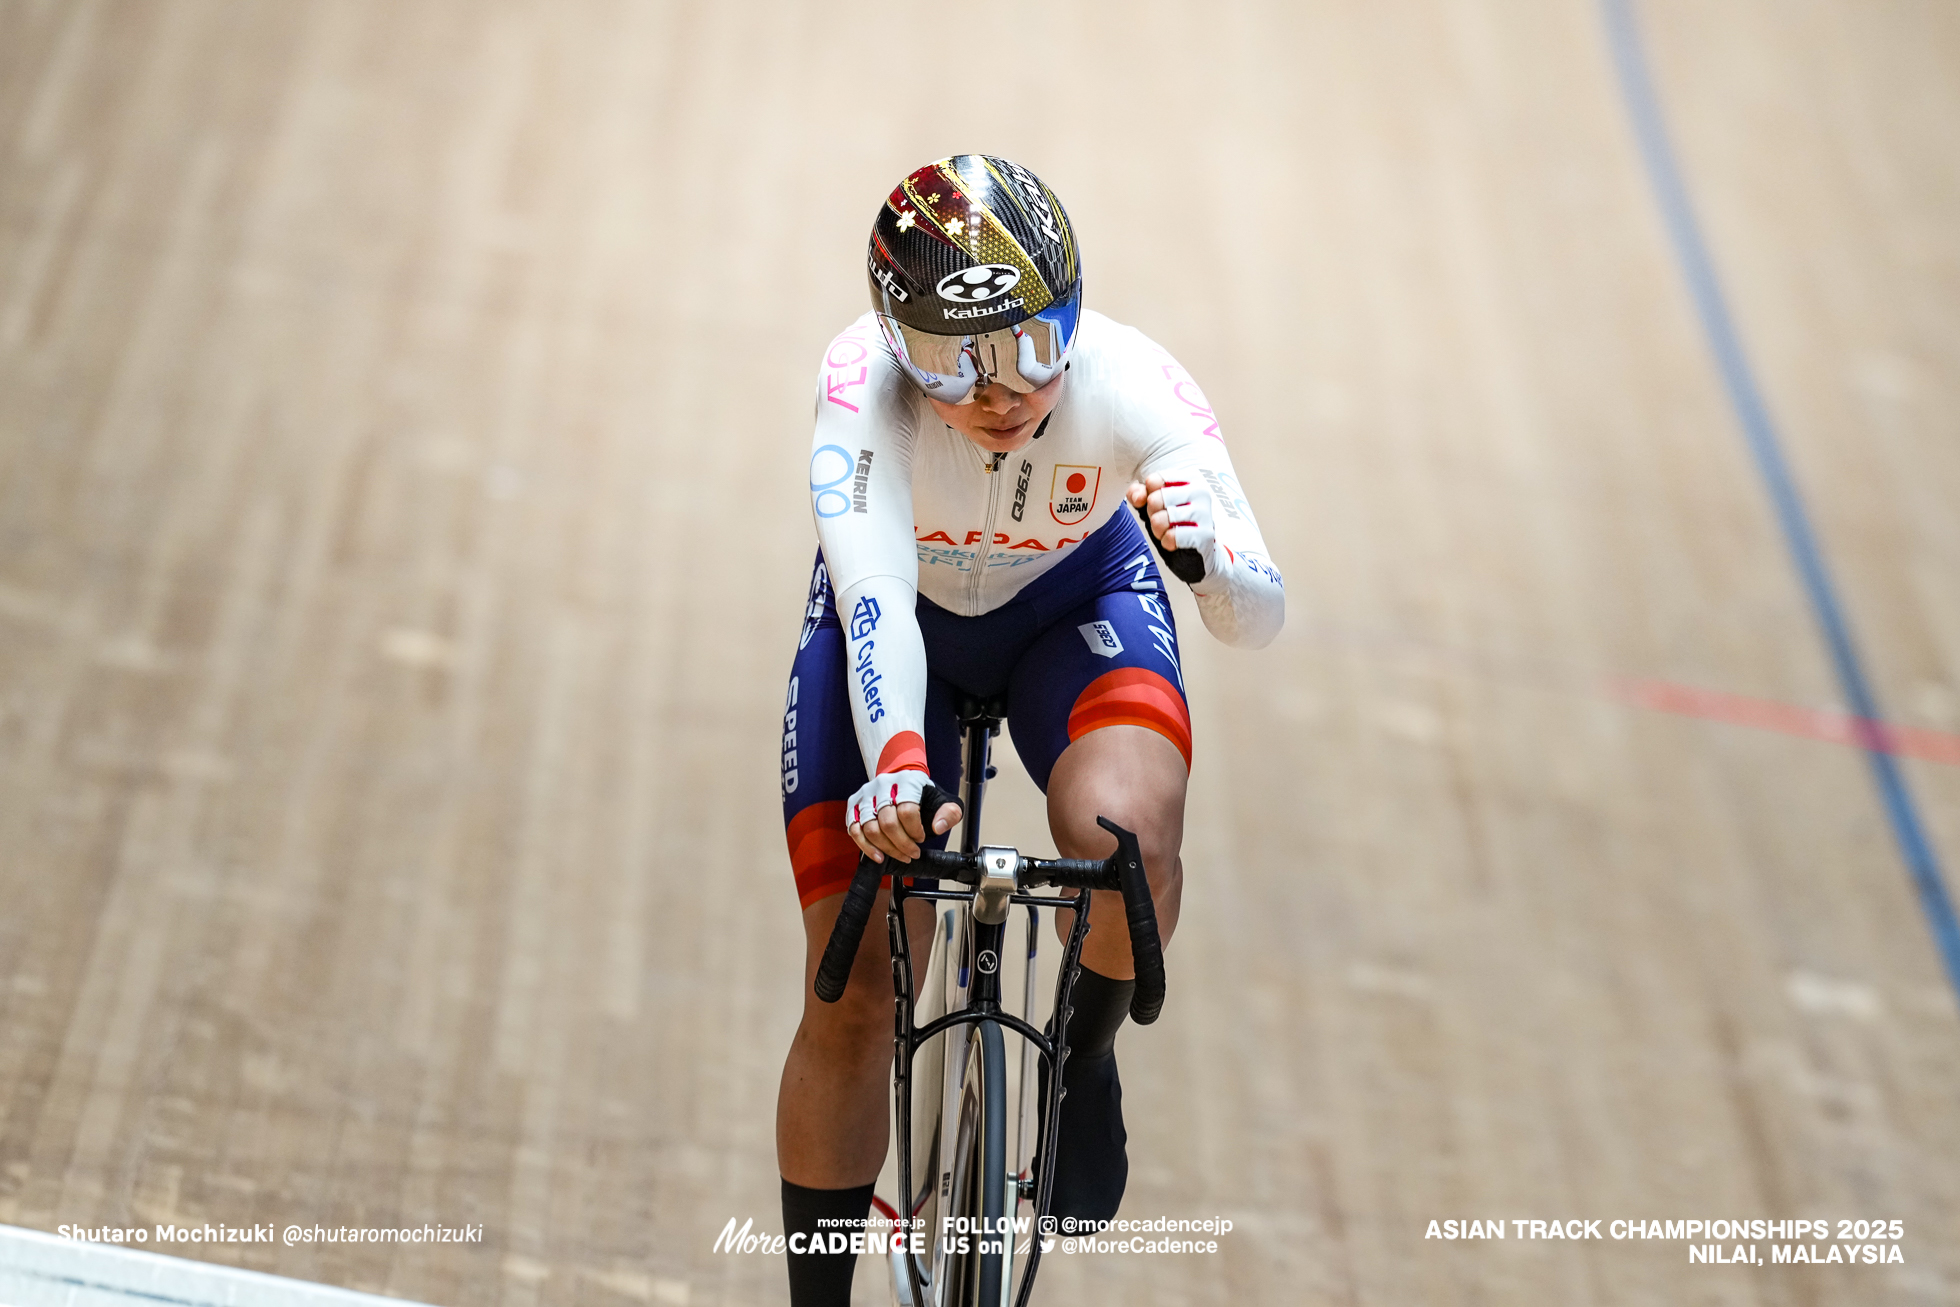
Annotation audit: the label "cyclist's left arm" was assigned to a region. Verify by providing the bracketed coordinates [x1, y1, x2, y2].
[1121, 342, 1286, 649]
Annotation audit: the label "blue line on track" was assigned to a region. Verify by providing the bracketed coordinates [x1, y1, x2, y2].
[1601, 0, 1960, 1002]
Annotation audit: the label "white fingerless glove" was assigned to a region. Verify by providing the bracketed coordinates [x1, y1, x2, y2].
[1154, 471, 1221, 585]
[847, 769, 934, 828]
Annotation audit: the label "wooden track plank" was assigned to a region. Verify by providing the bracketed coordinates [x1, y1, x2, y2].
[0, 2, 1954, 1304]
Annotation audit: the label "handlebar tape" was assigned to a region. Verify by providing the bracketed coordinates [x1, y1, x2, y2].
[1098, 816, 1167, 1025]
[813, 783, 963, 1004]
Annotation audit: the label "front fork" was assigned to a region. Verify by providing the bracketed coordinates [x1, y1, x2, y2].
[889, 875, 1094, 1305]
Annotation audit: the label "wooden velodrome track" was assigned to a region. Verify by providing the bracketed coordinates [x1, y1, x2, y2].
[1, 1, 1956, 1303]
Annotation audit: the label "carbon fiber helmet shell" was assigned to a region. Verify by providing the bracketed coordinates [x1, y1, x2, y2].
[867, 155, 1081, 340]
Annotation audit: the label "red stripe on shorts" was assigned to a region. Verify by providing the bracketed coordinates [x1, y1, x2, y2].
[1066, 667, 1192, 769]
[788, 800, 930, 910]
[789, 801, 861, 909]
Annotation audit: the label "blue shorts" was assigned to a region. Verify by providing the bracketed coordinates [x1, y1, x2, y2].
[781, 510, 1191, 908]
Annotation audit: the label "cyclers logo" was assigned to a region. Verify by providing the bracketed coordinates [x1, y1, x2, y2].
[849, 596, 886, 723]
[855, 643, 886, 723]
[849, 596, 881, 641]
[936, 265, 1020, 304]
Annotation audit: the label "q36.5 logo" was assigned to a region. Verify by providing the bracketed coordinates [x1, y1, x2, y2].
[936, 264, 1021, 304]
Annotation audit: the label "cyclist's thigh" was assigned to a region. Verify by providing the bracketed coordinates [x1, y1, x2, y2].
[1004, 564, 1192, 794]
[782, 553, 961, 910]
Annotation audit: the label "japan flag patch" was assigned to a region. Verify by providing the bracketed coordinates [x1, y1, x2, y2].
[1050, 465, 1101, 525]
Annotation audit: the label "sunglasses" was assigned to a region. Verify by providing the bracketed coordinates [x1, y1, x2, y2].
[878, 295, 1080, 405]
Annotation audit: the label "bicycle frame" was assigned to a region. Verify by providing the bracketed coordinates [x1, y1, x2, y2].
[884, 695, 1094, 1307]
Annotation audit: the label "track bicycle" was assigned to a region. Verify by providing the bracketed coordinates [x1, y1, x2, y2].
[814, 694, 1167, 1307]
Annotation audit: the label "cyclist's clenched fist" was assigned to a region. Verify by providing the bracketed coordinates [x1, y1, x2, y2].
[845, 770, 962, 864]
[1128, 471, 1220, 577]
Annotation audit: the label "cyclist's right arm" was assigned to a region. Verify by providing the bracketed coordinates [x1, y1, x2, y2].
[808, 319, 953, 860]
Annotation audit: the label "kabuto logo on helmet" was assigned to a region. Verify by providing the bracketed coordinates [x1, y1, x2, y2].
[942, 297, 1024, 322]
[936, 265, 1021, 304]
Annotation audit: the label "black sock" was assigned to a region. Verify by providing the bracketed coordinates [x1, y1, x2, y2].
[1060, 965, 1134, 1061]
[1037, 966, 1135, 1222]
[781, 1178, 875, 1307]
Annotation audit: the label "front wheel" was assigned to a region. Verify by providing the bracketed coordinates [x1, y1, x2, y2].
[941, 1019, 1007, 1306]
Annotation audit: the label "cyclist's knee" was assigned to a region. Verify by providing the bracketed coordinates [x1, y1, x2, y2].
[1047, 726, 1187, 869]
[1149, 851, 1183, 902]
[1109, 823, 1183, 900]
[796, 891, 932, 1060]
[796, 967, 888, 1060]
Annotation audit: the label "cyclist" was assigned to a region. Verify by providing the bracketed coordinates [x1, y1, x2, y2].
[777, 155, 1284, 1305]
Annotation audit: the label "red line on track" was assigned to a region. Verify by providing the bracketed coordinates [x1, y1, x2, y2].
[1613, 678, 1960, 767]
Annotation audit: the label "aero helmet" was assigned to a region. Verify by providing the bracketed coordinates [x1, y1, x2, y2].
[867, 155, 1082, 404]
